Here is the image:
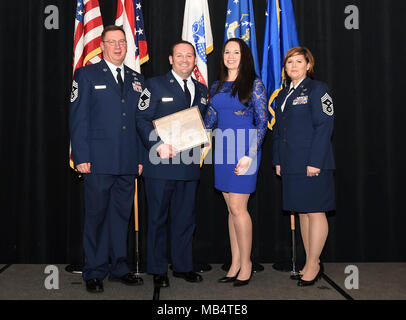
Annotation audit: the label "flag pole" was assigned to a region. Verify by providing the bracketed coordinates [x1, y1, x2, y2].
[290, 212, 299, 276]
[133, 178, 145, 275]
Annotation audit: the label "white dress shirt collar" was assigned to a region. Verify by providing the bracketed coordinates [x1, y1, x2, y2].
[289, 77, 306, 91]
[171, 70, 195, 107]
[171, 70, 192, 87]
[104, 59, 124, 83]
[281, 77, 306, 112]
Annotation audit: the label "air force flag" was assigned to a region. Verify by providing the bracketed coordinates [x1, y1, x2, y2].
[261, 0, 299, 129]
[225, 0, 260, 75]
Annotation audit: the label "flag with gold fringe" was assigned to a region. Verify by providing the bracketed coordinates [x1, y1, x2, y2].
[261, 0, 299, 130]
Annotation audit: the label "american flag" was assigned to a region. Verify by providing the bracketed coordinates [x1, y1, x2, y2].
[72, 0, 104, 76]
[70, 0, 103, 169]
[115, 0, 149, 73]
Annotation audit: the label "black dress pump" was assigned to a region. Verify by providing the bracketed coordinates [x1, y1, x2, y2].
[218, 270, 240, 283]
[297, 263, 324, 287]
[233, 270, 253, 287]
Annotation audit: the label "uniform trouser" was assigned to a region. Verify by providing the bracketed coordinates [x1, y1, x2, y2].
[144, 178, 198, 275]
[82, 173, 135, 281]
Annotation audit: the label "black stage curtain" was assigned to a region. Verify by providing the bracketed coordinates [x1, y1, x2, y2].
[1, 0, 405, 264]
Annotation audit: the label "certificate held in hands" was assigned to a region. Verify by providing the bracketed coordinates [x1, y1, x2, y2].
[152, 106, 209, 152]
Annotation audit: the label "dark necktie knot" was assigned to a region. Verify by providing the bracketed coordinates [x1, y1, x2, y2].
[183, 79, 191, 107]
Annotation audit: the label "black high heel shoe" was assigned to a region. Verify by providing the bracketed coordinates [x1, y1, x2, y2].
[218, 270, 240, 283]
[297, 263, 324, 287]
[233, 270, 253, 287]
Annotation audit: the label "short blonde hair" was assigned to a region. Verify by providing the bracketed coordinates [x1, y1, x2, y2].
[283, 47, 315, 81]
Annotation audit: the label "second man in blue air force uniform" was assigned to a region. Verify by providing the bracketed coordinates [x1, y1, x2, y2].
[136, 40, 208, 288]
[69, 25, 145, 293]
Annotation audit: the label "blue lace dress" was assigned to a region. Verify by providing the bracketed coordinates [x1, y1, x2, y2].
[204, 79, 268, 193]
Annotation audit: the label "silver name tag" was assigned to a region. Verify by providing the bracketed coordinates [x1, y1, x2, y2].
[161, 97, 173, 102]
[94, 85, 107, 90]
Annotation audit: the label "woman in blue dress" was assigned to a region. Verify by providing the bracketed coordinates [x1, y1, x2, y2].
[272, 47, 335, 286]
[204, 38, 268, 286]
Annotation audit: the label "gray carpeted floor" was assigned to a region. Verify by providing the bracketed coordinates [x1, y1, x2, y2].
[0, 263, 405, 300]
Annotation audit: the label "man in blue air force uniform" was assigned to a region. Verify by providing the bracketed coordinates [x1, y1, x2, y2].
[136, 40, 208, 288]
[69, 25, 145, 293]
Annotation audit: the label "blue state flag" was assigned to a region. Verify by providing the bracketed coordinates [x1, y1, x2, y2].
[261, 0, 299, 130]
[225, 0, 260, 75]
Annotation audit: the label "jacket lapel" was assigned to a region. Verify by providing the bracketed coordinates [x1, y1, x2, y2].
[100, 59, 122, 97]
[122, 66, 139, 97]
[275, 86, 289, 114]
[285, 87, 301, 111]
[191, 78, 200, 107]
[285, 77, 311, 113]
[167, 72, 200, 108]
[166, 72, 187, 106]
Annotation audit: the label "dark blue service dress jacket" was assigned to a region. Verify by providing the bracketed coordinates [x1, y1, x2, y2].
[69, 59, 144, 174]
[136, 71, 208, 180]
[272, 77, 335, 174]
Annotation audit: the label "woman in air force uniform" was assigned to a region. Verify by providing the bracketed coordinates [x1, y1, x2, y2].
[273, 47, 335, 286]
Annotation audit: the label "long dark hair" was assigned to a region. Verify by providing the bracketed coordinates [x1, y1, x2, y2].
[214, 38, 256, 106]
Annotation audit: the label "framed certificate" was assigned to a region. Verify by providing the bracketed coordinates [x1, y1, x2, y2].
[152, 106, 209, 152]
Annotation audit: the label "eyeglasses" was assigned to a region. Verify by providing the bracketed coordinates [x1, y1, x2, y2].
[103, 39, 127, 47]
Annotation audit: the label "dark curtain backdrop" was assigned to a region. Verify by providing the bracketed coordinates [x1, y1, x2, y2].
[1, 0, 405, 264]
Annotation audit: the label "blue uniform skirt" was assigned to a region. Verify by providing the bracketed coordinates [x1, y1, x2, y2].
[282, 170, 335, 212]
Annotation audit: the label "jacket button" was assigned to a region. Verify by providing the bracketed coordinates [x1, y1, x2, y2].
[122, 112, 127, 116]
[122, 126, 126, 130]
[121, 99, 125, 103]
